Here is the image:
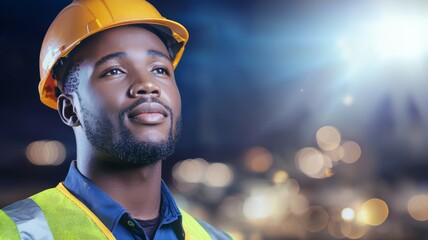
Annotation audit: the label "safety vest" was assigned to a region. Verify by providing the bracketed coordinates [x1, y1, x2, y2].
[0, 183, 231, 240]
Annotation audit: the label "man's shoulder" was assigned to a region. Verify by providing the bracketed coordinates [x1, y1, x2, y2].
[0, 185, 115, 239]
[0, 188, 58, 239]
[1, 187, 58, 211]
[0, 186, 65, 224]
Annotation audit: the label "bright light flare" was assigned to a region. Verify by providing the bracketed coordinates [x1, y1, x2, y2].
[341, 208, 355, 222]
[343, 95, 354, 106]
[372, 16, 428, 60]
[339, 15, 428, 64]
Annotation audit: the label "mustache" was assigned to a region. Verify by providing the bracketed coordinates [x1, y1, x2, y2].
[120, 97, 173, 119]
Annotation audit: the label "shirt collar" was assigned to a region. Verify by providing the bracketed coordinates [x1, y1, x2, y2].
[63, 161, 182, 231]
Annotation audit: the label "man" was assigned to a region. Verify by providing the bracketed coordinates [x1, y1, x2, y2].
[0, 0, 232, 239]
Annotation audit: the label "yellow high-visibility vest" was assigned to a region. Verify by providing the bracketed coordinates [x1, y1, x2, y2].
[0, 183, 231, 240]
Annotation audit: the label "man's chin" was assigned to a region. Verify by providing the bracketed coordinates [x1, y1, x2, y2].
[109, 137, 175, 164]
[133, 135, 169, 144]
[127, 123, 172, 140]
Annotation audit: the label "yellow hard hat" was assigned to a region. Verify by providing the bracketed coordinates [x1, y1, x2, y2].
[39, 0, 189, 109]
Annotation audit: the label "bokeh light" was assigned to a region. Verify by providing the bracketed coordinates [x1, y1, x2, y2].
[358, 198, 389, 226]
[340, 221, 367, 239]
[243, 194, 274, 220]
[295, 147, 332, 179]
[242, 183, 296, 222]
[290, 194, 309, 215]
[325, 146, 345, 162]
[172, 158, 208, 183]
[285, 178, 300, 196]
[341, 141, 362, 164]
[203, 163, 234, 188]
[305, 206, 329, 232]
[407, 194, 428, 221]
[243, 147, 273, 173]
[219, 196, 244, 219]
[328, 221, 346, 239]
[316, 126, 342, 151]
[328, 208, 347, 239]
[26, 140, 66, 166]
[296, 147, 323, 176]
[271, 170, 289, 185]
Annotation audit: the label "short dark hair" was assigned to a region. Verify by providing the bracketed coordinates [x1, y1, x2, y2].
[52, 55, 81, 96]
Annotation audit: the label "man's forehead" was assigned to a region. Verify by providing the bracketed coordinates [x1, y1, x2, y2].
[77, 26, 170, 60]
[93, 50, 171, 69]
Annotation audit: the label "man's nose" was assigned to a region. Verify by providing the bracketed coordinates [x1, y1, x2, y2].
[128, 77, 161, 98]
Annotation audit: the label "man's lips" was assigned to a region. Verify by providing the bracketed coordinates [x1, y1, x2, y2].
[128, 102, 168, 124]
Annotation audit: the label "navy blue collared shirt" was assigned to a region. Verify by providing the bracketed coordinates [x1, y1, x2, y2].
[63, 162, 185, 240]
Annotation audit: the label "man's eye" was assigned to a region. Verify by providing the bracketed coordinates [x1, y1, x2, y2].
[104, 69, 124, 76]
[153, 67, 169, 76]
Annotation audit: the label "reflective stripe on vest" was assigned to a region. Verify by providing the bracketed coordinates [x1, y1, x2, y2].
[1, 183, 231, 240]
[2, 198, 54, 240]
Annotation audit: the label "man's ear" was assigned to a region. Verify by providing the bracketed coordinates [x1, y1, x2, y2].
[57, 93, 80, 127]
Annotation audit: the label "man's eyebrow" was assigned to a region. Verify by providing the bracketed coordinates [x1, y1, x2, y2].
[94, 52, 127, 69]
[147, 49, 171, 62]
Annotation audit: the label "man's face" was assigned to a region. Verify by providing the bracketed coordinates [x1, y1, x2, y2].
[71, 26, 181, 166]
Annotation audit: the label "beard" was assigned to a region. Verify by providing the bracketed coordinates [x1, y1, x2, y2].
[80, 97, 181, 167]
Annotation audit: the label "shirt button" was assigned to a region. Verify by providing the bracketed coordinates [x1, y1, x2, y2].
[127, 220, 135, 227]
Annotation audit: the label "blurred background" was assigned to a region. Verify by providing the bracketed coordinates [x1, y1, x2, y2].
[1, 0, 428, 239]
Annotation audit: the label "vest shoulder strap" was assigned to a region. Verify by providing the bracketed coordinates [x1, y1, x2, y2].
[2, 198, 54, 240]
[1, 184, 115, 240]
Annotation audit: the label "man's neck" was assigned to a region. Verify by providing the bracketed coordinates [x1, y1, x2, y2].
[77, 160, 162, 220]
